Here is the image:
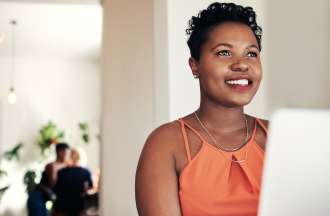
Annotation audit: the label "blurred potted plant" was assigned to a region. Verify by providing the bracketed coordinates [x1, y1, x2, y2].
[79, 122, 90, 144]
[0, 143, 23, 199]
[23, 121, 66, 194]
[23, 170, 38, 193]
[36, 121, 65, 156]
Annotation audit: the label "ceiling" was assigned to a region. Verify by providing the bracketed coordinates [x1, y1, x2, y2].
[0, 1, 102, 60]
[0, 0, 101, 5]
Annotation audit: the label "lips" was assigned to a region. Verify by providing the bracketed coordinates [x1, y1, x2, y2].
[224, 76, 253, 92]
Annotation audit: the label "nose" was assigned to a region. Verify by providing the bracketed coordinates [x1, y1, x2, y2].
[230, 60, 248, 72]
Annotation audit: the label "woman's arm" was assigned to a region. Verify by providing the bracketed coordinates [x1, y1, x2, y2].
[135, 124, 182, 216]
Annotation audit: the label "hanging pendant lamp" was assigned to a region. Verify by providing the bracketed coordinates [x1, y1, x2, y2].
[8, 19, 17, 105]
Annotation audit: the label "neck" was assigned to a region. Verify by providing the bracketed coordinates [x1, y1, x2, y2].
[197, 97, 246, 133]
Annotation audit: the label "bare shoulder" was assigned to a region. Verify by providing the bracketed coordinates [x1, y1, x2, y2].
[45, 162, 53, 170]
[246, 115, 269, 129]
[137, 120, 183, 172]
[136, 121, 183, 215]
[247, 115, 269, 150]
[258, 118, 269, 129]
[149, 120, 181, 138]
[143, 120, 182, 154]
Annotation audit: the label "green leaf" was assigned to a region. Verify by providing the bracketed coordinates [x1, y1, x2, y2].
[57, 131, 65, 139]
[0, 169, 7, 177]
[36, 121, 66, 154]
[82, 134, 89, 143]
[79, 123, 88, 131]
[3, 143, 23, 161]
[23, 170, 38, 193]
[0, 186, 10, 194]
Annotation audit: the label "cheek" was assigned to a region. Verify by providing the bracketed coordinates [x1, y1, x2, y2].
[252, 62, 262, 81]
[199, 59, 228, 78]
[198, 61, 230, 91]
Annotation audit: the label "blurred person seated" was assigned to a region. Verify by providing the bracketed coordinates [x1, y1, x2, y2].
[27, 143, 70, 216]
[53, 148, 93, 216]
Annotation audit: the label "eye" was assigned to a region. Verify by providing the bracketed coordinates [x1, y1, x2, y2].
[216, 50, 231, 57]
[246, 51, 258, 58]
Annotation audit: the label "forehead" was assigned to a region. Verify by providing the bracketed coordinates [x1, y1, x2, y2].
[205, 21, 258, 48]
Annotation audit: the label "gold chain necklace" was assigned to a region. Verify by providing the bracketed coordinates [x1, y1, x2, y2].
[194, 111, 249, 163]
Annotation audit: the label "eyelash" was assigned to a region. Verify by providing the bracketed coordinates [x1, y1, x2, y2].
[216, 50, 231, 56]
[246, 51, 258, 58]
[215, 50, 258, 58]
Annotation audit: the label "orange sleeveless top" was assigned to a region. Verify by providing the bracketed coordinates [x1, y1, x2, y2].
[178, 118, 267, 216]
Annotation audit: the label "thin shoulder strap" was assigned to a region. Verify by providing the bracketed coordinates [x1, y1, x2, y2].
[178, 118, 208, 162]
[255, 118, 268, 135]
[178, 118, 207, 143]
[251, 117, 258, 139]
[178, 119, 192, 162]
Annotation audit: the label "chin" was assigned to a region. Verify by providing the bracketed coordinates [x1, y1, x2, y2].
[207, 91, 255, 107]
[223, 97, 253, 108]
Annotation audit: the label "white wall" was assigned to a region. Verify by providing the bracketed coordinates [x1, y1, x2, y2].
[0, 3, 101, 215]
[266, 0, 330, 111]
[101, 0, 154, 215]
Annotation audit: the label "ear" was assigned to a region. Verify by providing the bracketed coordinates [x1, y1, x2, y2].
[188, 57, 199, 76]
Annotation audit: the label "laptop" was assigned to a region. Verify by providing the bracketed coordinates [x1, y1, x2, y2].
[258, 109, 330, 216]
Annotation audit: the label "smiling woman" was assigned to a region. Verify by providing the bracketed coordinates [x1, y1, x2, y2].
[135, 2, 268, 216]
[190, 21, 262, 108]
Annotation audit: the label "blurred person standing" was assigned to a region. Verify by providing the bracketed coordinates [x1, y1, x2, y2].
[27, 143, 70, 216]
[53, 148, 93, 216]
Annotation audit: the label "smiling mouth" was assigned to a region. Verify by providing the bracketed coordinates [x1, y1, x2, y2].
[224, 79, 253, 92]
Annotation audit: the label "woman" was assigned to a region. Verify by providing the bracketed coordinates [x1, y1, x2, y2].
[135, 2, 268, 216]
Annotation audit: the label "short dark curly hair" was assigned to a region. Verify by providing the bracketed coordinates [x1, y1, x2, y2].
[56, 142, 69, 154]
[186, 2, 262, 60]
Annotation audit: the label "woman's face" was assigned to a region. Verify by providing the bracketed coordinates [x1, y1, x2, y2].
[190, 21, 262, 107]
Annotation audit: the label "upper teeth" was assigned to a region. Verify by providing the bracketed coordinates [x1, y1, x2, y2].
[226, 79, 249, 86]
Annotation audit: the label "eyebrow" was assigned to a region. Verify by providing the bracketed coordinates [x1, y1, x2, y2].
[212, 43, 233, 50]
[211, 43, 259, 51]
